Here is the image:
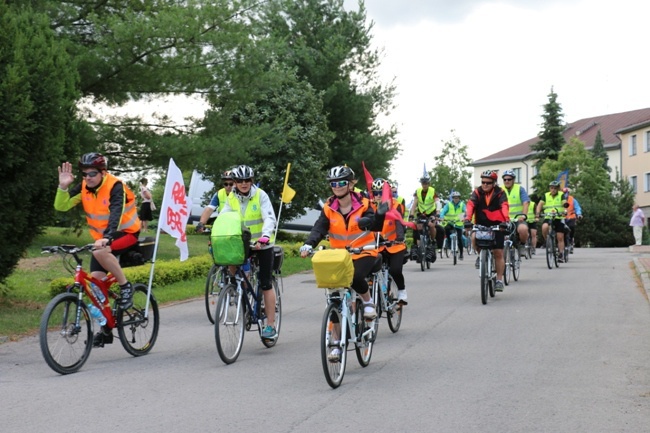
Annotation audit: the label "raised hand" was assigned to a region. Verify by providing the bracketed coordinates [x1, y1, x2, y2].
[57, 162, 75, 190]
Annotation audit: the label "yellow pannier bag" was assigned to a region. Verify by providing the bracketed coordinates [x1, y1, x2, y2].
[311, 249, 354, 288]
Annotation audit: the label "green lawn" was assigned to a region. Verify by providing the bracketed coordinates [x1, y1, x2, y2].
[0, 227, 313, 341]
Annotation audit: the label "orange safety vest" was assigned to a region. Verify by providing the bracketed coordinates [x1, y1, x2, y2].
[323, 197, 378, 260]
[564, 195, 577, 219]
[373, 200, 406, 254]
[82, 173, 141, 240]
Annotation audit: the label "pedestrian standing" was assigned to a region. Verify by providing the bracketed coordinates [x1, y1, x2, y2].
[629, 204, 646, 246]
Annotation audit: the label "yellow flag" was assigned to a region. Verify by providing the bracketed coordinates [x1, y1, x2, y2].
[281, 163, 296, 204]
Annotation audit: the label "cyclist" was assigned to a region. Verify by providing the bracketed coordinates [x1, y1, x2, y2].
[390, 180, 407, 218]
[439, 191, 466, 260]
[370, 178, 408, 304]
[408, 175, 443, 263]
[464, 170, 509, 291]
[55, 153, 141, 346]
[536, 181, 570, 263]
[501, 170, 530, 252]
[562, 187, 582, 253]
[299, 166, 387, 319]
[220, 164, 279, 340]
[196, 170, 235, 233]
[527, 193, 539, 254]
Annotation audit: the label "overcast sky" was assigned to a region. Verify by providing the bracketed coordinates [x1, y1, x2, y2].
[344, 0, 650, 194]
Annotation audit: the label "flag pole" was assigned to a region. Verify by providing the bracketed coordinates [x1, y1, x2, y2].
[274, 163, 294, 241]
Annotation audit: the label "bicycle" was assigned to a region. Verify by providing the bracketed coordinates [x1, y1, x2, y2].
[39, 244, 159, 374]
[441, 223, 461, 265]
[369, 239, 403, 336]
[470, 224, 504, 305]
[502, 223, 521, 285]
[540, 211, 566, 269]
[310, 245, 378, 389]
[214, 246, 283, 364]
[202, 229, 240, 324]
[415, 216, 434, 271]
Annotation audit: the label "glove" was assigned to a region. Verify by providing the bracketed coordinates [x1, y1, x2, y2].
[299, 244, 313, 254]
[257, 235, 270, 245]
[499, 222, 509, 231]
[463, 220, 473, 229]
[376, 201, 389, 216]
[196, 222, 205, 233]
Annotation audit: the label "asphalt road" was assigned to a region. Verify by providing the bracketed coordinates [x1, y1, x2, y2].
[1, 248, 649, 433]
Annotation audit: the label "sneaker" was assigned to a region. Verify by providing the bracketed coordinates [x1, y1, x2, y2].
[558, 255, 564, 263]
[118, 282, 134, 310]
[475, 257, 480, 269]
[92, 329, 113, 347]
[459, 254, 464, 260]
[495, 280, 504, 292]
[261, 325, 278, 340]
[397, 290, 408, 305]
[328, 345, 341, 363]
[363, 303, 377, 320]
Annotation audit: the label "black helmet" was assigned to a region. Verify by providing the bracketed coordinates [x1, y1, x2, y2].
[78, 153, 107, 170]
[327, 165, 355, 181]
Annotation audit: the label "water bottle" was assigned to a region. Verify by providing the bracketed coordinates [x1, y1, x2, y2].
[89, 282, 106, 304]
[88, 303, 107, 326]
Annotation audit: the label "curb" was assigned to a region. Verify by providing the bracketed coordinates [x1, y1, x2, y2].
[633, 258, 650, 300]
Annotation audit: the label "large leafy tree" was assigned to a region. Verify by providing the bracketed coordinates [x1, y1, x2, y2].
[429, 130, 473, 199]
[254, 0, 400, 183]
[0, 3, 79, 283]
[532, 87, 565, 193]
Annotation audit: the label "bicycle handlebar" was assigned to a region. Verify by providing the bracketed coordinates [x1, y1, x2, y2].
[41, 244, 95, 255]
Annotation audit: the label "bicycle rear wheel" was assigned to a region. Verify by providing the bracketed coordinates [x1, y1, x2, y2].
[40, 293, 92, 375]
[503, 243, 511, 286]
[386, 278, 402, 333]
[443, 238, 450, 258]
[205, 265, 225, 324]
[512, 247, 521, 281]
[480, 250, 488, 305]
[118, 284, 160, 356]
[259, 276, 282, 348]
[545, 235, 554, 269]
[355, 299, 374, 367]
[321, 302, 346, 389]
[215, 284, 245, 364]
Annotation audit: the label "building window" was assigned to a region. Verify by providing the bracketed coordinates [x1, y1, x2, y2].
[645, 131, 650, 153]
[512, 167, 522, 181]
[630, 175, 637, 193]
[645, 172, 650, 193]
[629, 135, 637, 156]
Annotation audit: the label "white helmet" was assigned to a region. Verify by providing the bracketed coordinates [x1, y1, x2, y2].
[231, 165, 254, 180]
[371, 178, 386, 191]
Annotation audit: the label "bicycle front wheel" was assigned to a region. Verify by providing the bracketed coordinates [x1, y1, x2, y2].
[205, 265, 225, 324]
[118, 284, 159, 356]
[321, 302, 346, 389]
[545, 235, 554, 269]
[40, 293, 92, 375]
[260, 276, 282, 348]
[354, 299, 374, 367]
[443, 239, 450, 258]
[512, 247, 521, 281]
[451, 236, 457, 266]
[480, 250, 488, 305]
[215, 284, 245, 364]
[419, 239, 426, 272]
[503, 243, 511, 286]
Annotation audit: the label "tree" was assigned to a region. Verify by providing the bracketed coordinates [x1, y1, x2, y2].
[591, 129, 610, 172]
[429, 130, 473, 199]
[254, 0, 400, 184]
[536, 137, 633, 247]
[0, 3, 79, 284]
[531, 87, 565, 193]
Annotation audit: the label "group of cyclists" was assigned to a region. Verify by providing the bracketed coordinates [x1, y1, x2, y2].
[55, 152, 581, 357]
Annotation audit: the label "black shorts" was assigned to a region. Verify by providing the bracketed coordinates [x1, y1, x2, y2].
[90, 232, 139, 273]
[139, 202, 153, 221]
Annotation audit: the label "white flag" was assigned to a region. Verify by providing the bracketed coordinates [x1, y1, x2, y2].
[158, 158, 192, 261]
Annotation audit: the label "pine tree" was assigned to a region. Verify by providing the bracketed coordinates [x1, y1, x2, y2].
[532, 87, 566, 193]
[590, 129, 610, 172]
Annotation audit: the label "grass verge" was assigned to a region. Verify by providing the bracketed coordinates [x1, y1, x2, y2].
[0, 227, 313, 341]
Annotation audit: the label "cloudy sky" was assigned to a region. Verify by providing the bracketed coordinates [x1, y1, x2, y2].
[344, 0, 650, 194]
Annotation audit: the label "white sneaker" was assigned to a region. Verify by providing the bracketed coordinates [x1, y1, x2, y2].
[397, 290, 408, 305]
[363, 303, 377, 320]
[328, 344, 341, 362]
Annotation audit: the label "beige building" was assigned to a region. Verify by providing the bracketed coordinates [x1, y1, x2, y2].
[470, 107, 650, 218]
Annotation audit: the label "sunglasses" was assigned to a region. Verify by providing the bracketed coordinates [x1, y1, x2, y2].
[372, 190, 382, 196]
[481, 181, 494, 185]
[329, 180, 349, 188]
[235, 178, 252, 184]
[223, 182, 234, 187]
[503, 178, 514, 181]
[81, 171, 100, 178]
